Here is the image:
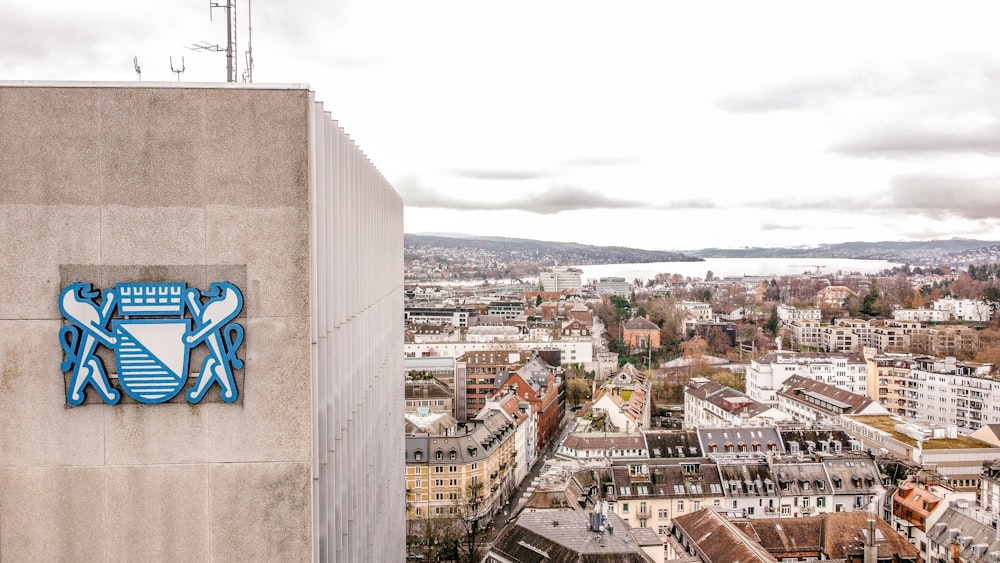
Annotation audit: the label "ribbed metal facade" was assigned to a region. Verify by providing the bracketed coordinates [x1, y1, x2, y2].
[309, 95, 406, 561]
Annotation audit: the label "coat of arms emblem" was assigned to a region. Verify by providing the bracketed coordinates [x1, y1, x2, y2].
[58, 281, 245, 405]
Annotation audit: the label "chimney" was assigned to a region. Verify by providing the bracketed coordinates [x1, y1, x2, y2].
[864, 518, 878, 563]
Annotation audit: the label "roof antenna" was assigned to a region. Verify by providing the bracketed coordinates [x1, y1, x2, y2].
[241, 0, 253, 82]
[170, 56, 186, 82]
[187, 0, 237, 82]
[133, 56, 142, 81]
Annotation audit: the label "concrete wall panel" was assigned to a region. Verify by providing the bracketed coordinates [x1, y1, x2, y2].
[0, 320, 105, 467]
[105, 464, 210, 562]
[0, 88, 103, 205]
[208, 462, 312, 562]
[0, 205, 100, 319]
[0, 466, 107, 562]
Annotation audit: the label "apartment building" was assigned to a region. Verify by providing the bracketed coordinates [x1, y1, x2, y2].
[610, 460, 725, 536]
[871, 321, 921, 353]
[933, 296, 993, 322]
[777, 303, 822, 322]
[496, 354, 563, 450]
[890, 480, 975, 558]
[910, 325, 979, 357]
[776, 375, 889, 426]
[911, 356, 996, 431]
[866, 353, 918, 417]
[746, 352, 869, 405]
[457, 350, 530, 421]
[685, 378, 792, 428]
[788, 318, 823, 349]
[405, 406, 522, 523]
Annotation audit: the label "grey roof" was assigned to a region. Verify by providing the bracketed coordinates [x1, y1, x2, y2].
[645, 430, 703, 458]
[777, 375, 878, 415]
[488, 509, 654, 562]
[925, 505, 1000, 561]
[821, 456, 883, 495]
[696, 427, 785, 455]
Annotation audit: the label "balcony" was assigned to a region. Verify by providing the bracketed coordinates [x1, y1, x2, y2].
[637, 506, 651, 519]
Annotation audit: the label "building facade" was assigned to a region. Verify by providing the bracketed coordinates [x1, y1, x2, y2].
[0, 82, 403, 561]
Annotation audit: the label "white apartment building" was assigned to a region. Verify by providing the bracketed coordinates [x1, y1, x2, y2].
[934, 296, 993, 322]
[820, 324, 859, 353]
[595, 277, 631, 297]
[893, 308, 949, 323]
[539, 267, 582, 292]
[777, 304, 822, 322]
[910, 356, 998, 433]
[871, 321, 921, 353]
[678, 301, 714, 322]
[747, 352, 869, 406]
[787, 318, 823, 350]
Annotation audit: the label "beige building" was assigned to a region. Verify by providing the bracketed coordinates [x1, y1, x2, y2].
[0, 82, 404, 561]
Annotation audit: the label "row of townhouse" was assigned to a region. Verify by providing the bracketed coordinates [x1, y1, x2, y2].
[606, 446, 887, 540]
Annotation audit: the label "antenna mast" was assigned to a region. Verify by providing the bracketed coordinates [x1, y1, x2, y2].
[133, 56, 142, 81]
[187, 0, 237, 82]
[242, 0, 253, 82]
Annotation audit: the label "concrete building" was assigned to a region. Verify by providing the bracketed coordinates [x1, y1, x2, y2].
[0, 82, 403, 561]
[539, 267, 583, 292]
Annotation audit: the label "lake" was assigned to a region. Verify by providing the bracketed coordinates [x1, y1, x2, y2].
[573, 257, 903, 283]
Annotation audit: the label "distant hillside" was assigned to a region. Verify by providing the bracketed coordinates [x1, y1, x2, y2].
[689, 239, 1000, 264]
[405, 234, 703, 264]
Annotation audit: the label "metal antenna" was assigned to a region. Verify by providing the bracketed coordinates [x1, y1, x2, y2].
[186, 0, 237, 82]
[133, 56, 142, 81]
[241, 0, 253, 83]
[170, 56, 186, 82]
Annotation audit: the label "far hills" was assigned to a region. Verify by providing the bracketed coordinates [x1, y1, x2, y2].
[406, 234, 1000, 266]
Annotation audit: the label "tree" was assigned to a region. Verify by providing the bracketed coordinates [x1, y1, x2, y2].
[764, 305, 779, 337]
[712, 370, 745, 392]
[705, 270, 715, 282]
[457, 481, 486, 563]
[764, 279, 781, 302]
[566, 378, 592, 407]
[535, 294, 542, 306]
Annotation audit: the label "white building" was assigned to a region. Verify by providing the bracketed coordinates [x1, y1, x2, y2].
[777, 304, 822, 322]
[746, 352, 869, 406]
[539, 267, 582, 292]
[909, 356, 997, 433]
[933, 296, 993, 322]
[684, 378, 792, 428]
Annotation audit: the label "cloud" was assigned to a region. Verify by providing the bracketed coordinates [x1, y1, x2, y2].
[719, 79, 858, 113]
[760, 223, 806, 232]
[564, 157, 634, 167]
[830, 128, 1000, 158]
[888, 175, 1000, 220]
[395, 176, 713, 214]
[452, 169, 547, 180]
[719, 58, 1000, 114]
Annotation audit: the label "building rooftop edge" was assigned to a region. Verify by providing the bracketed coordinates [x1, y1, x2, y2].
[0, 80, 311, 90]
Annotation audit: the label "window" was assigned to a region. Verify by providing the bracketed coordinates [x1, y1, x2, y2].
[780, 505, 791, 515]
[435, 479, 443, 487]
[436, 451, 443, 460]
[817, 497, 825, 507]
[677, 501, 685, 512]
[658, 526, 670, 535]
[622, 503, 629, 513]
[658, 509, 669, 519]
[414, 451, 423, 461]
[693, 501, 701, 511]
[448, 479, 457, 486]
[435, 467, 444, 473]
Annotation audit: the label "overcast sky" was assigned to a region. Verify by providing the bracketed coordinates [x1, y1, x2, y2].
[4, 1, 1000, 251]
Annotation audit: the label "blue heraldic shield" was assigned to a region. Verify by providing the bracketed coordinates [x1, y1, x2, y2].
[58, 281, 244, 405]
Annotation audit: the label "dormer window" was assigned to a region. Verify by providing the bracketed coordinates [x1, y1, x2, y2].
[450, 450, 457, 460]
[415, 451, 423, 461]
[436, 451, 443, 460]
